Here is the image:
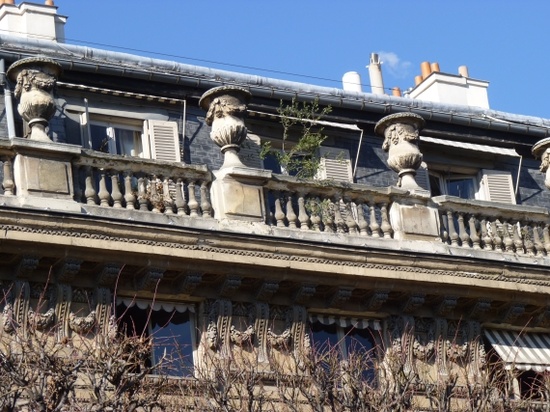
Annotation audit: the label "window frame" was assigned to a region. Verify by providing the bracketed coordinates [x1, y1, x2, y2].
[87, 117, 145, 157]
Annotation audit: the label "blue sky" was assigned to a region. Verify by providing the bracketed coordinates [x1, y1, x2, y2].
[53, 1, 549, 119]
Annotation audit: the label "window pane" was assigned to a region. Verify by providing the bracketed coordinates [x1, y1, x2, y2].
[446, 177, 475, 199]
[90, 124, 111, 153]
[150, 310, 194, 377]
[310, 321, 340, 354]
[116, 128, 142, 157]
[344, 326, 376, 382]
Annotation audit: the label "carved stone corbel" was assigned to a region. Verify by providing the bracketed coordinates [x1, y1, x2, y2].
[501, 303, 525, 324]
[135, 267, 165, 291]
[469, 298, 492, 319]
[290, 306, 309, 370]
[364, 289, 390, 311]
[254, 302, 270, 364]
[293, 284, 316, 305]
[205, 299, 232, 358]
[15, 256, 40, 279]
[328, 287, 354, 308]
[177, 272, 203, 295]
[94, 287, 111, 336]
[219, 276, 242, 297]
[55, 283, 71, 340]
[436, 296, 458, 316]
[96, 263, 124, 287]
[54, 258, 82, 283]
[401, 293, 425, 313]
[256, 281, 279, 301]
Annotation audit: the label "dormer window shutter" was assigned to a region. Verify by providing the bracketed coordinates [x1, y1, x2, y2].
[416, 162, 431, 192]
[478, 169, 516, 204]
[316, 147, 353, 183]
[146, 120, 181, 162]
[240, 133, 263, 169]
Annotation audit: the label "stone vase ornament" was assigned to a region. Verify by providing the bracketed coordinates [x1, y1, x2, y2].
[7, 56, 62, 142]
[532, 137, 550, 190]
[375, 112, 425, 190]
[199, 86, 252, 169]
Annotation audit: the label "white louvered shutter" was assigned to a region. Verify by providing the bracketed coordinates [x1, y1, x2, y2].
[240, 133, 263, 169]
[479, 169, 516, 204]
[147, 120, 181, 162]
[316, 147, 353, 183]
[416, 162, 431, 192]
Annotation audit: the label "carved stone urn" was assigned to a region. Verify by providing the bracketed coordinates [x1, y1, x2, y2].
[7, 56, 62, 142]
[375, 112, 425, 190]
[532, 137, 550, 189]
[199, 86, 251, 169]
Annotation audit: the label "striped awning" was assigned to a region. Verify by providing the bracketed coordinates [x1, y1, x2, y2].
[116, 297, 194, 313]
[484, 329, 550, 372]
[309, 314, 381, 331]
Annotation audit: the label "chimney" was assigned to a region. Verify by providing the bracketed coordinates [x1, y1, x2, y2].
[0, 2, 67, 42]
[367, 53, 385, 95]
[408, 62, 489, 109]
[392, 87, 402, 97]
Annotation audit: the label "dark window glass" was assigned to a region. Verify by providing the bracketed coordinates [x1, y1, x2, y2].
[446, 177, 475, 199]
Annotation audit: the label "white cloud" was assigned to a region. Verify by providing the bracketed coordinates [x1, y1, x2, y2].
[376, 51, 412, 79]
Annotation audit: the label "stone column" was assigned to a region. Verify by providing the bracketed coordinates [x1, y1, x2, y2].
[7, 56, 61, 142]
[375, 113, 439, 240]
[532, 137, 550, 189]
[375, 112, 425, 191]
[200, 86, 271, 221]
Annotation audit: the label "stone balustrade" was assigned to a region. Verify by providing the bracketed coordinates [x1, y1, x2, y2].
[263, 174, 408, 238]
[72, 150, 213, 218]
[433, 195, 550, 255]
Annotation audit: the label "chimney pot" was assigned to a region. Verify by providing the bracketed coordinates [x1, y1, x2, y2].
[45, 0, 55, 5]
[420, 61, 432, 79]
[392, 87, 402, 97]
[458, 65, 469, 77]
[414, 75, 423, 86]
[430, 62, 440, 72]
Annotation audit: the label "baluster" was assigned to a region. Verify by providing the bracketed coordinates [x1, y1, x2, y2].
[480, 218, 493, 250]
[110, 172, 123, 208]
[543, 225, 550, 255]
[123, 172, 136, 209]
[175, 178, 187, 216]
[97, 169, 111, 207]
[369, 204, 380, 238]
[502, 221, 514, 252]
[323, 198, 335, 233]
[163, 177, 174, 215]
[187, 180, 199, 217]
[286, 193, 298, 229]
[297, 192, 310, 230]
[512, 222, 525, 254]
[149, 176, 162, 213]
[84, 166, 97, 205]
[137, 177, 149, 211]
[273, 191, 285, 227]
[333, 197, 345, 233]
[380, 203, 392, 239]
[524, 222, 535, 256]
[532, 223, 544, 256]
[447, 211, 459, 246]
[469, 215, 480, 249]
[491, 220, 503, 251]
[2, 157, 14, 196]
[344, 200, 358, 234]
[200, 181, 212, 218]
[457, 212, 470, 247]
[309, 197, 322, 231]
[356, 202, 368, 236]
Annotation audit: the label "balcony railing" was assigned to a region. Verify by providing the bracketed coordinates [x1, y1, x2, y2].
[72, 150, 214, 218]
[263, 174, 405, 238]
[433, 196, 550, 256]
[1, 142, 550, 262]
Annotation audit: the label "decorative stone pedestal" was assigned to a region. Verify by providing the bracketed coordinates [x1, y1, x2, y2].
[210, 166, 272, 221]
[389, 198, 440, 241]
[10, 138, 81, 211]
